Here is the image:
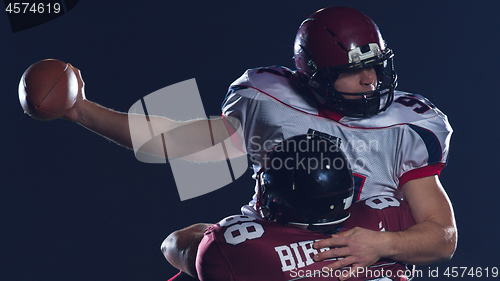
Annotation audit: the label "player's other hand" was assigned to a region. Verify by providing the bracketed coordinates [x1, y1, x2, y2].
[312, 227, 387, 280]
[63, 64, 87, 121]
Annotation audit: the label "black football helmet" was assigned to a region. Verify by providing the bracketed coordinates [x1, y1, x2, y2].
[256, 134, 354, 233]
[294, 7, 397, 118]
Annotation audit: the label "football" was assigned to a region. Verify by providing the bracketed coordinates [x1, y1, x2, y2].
[18, 59, 78, 121]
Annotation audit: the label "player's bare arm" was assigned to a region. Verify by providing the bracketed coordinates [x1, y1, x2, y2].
[161, 223, 211, 278]
[312, 175, 457, 279]
[63, 65, 245, 161]
[394, 176, 457, 262]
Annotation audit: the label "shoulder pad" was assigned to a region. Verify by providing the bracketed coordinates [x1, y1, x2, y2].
[229, 66, 318, 114]
[231, 66, 296, 89]
[341, 91, 451, 129]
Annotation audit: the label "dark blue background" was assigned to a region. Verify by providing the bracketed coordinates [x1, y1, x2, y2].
[1, 1, 499, 280]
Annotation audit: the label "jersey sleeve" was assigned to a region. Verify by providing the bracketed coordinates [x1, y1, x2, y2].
[221, 70, 260, 153]
[340, 197, 415, 280]
[342, 196, 415, 232]
[195, 224, 235, 281]
[396, 95, 453, 187]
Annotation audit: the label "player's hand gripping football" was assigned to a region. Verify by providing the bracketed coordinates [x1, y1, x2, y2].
[313, 227, 387, 280]
[63, 64, 87, 121]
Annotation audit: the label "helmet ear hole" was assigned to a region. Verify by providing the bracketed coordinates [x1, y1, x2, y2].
[309, 70, 338, 98]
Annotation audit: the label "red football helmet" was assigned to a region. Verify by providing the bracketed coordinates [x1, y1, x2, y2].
[294, 7, 397, 118]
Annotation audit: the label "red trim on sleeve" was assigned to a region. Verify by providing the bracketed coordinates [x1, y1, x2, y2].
[398, 162, 446, 187]
[167, 271, 198, 281]
[167, 271, 182, 281]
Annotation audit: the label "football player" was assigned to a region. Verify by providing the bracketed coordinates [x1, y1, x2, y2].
[166, 135, 416, 281]
[62, 6, 456, 276]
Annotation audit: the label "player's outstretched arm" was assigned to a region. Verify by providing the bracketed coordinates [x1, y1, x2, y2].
[312, 175, 457, 279]
[161, 223, 211, 278]
[63, 65, 245, 161]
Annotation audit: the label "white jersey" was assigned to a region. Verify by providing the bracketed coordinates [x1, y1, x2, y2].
[222, 66, 452, 203]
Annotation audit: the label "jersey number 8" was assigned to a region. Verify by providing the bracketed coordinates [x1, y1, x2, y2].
[220, 215, 265, 245]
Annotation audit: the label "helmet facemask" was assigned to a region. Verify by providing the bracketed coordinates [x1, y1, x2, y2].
[309, 45, 397, 118]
